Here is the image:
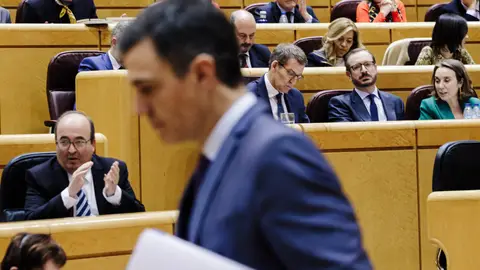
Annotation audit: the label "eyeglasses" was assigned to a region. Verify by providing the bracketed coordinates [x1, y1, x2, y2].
[56, 138, 90, 150]
[279, 63, 304, 82]
[348, 61, 376, 73]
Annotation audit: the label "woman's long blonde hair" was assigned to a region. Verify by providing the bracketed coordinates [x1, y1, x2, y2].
[322, 18, 364, 66]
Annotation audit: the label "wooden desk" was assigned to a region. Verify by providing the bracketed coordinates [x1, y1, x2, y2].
[0, 211, 178, 270]
[428, 191, 480, 270]
[0, 24, 99, 135]
[0, 133, 108, 178]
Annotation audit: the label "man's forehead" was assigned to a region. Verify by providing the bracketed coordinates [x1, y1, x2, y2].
[349, 51, 373, 64]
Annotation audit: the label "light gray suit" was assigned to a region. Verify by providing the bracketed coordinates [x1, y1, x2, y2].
[0, 7, 11, 23]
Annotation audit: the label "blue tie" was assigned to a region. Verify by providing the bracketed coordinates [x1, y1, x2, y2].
[276, 93, 285, 119]
[75, 189, 92, 217]
[368, 94, 379, 121]
[191, 155, 211, 199]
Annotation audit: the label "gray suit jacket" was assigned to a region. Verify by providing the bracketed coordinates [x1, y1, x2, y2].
[0, 7, 11, 23]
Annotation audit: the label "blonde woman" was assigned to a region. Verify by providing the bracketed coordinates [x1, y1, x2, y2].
[307, 18, 364, 67]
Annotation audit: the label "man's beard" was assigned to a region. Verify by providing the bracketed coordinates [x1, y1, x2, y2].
[352, 73, 377, 88]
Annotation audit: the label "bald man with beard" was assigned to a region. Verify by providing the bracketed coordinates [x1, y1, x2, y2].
[231, 10, 271, 68]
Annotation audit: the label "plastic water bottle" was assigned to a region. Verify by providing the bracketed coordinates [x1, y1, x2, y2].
[257, 10, 268, 23]
[279, 12, 289, 23]
[473, 104, 480, 119]
[464, 103, 473, 119]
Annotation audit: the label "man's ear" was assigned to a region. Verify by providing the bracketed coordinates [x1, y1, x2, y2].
[111, 37, 117, 47]
[345, 71, 352, 80]
[190, 54, 216, 86]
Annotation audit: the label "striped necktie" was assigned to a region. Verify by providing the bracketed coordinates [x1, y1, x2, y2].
[75, 189, 92, 217]
[55, 0, 77, 24]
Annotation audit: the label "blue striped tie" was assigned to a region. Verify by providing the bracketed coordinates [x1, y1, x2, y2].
[75, 189, 91, 217]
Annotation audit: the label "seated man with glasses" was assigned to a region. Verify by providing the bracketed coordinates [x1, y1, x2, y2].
[24, 111, 145, 220]
[247, 43, 310, 123]
[328, 48, 404, 122]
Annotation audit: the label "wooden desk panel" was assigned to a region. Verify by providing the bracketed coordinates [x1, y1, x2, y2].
[93, 0, 152, 7]
[139, 118, 199, 211]
[76, 71, 141, 199]
[96, 8, 144, 19]
[65, 255, 130, 270]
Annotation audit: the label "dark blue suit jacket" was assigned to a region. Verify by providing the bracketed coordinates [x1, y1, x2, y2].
[249, 44, 271, 68]
[328, 90, 405, 122]
[21, 0, 97, 23]
[78, 53, 113, 72]
[175, 100, 372, 269]
[254, 2, 319, 23]
[246, 76, 310, 123]
[24, 155, 145, 220]
[443, 0, 479, 21]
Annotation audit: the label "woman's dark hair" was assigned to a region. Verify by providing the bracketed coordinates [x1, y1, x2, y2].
[431, 59, 476, 101]
[1, 233, 67, 270]
[431, 13, 468, 56]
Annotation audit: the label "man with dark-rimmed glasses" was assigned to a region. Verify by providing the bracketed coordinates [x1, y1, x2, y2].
[24, 111, 144, 220]
[328, 48, 404, 122]
[247, 43, 310, 123]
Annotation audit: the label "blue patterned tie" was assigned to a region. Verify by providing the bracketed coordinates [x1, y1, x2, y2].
[276, 93, 285, 119]
[75, 189, 91, 217]
[368, 94, 379, 121]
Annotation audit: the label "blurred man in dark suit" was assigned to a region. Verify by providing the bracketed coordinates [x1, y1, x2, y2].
[254, 0, 319, 23]
[443, 0, 480, 21]
[231, 10, 270, 68]
[79, 21, 130, 72]
[20, 0, 97, 23]
[0, 7, 11, 23]
[247, 43, 309, 123]
[24, 111, 144, 220]
[119, 1, 371, 269]
[328, 48, 404, 122]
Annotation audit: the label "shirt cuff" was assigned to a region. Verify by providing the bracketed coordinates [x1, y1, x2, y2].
[61, 188, 77, 210]
[103, 186, 122, 205]
[305, 14, 313, 23]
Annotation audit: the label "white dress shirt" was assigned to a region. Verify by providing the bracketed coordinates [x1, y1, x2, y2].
[354, 88, 387, 121]
[60, 168, 122, 216]
[203, 92, 257, 161]
[264, 74, 288, 120]
[276, 3, 313, 23]
[462, 1, 480, 19]
[107, 50, 122, 70]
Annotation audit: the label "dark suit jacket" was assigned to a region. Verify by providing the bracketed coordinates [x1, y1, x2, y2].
[21, 0, 97, 23]
[328, 90, 405, 122]
[78, 53, 113, 72]
[254, 2, 319, 23]
[0, 7, 11, 23]
[176, 101, 372, 269]
[307, 49, 331, 67]
[249, 44, 271, 68]
[24, 155, 145, 220]
[443, 0, 479, 21]
[246, 76, 310, 123]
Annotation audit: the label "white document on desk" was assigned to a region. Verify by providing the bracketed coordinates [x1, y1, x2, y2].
[126, 229, 253, 270]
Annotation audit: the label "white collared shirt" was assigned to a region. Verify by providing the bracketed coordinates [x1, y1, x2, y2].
[276, 2, 313, 23]
[60, 168, 122, 216]
[354, 88, 387, 121]
[264, 74, 288, 120]
[203, 92, 257, 161]
[107, 50, 122, 70]
[465, 1, 480, 19]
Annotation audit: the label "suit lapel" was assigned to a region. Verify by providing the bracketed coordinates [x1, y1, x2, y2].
[379, 91, 396, 120]
[51, 160, 70, 196]
[284, 91, 295, 121]
[175, 175, 196, 239]
[351, 90, 371, 121]
[271, 3, 281, 23]
[103, 53, 114, 70]
[249, 46, 259, 68]
[256, 76, 271, 107]
[188, 102, 270, 243]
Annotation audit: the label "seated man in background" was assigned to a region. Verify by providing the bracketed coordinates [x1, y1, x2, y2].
[0, 7, 11, 23]
[247, 43, 309, 123]
[20, 0, 97, 23]
[231, 10, 270, 68]
[328, 48, 404, 122]
[1, 233, 66, 270]
[79, 21, 130, 71]
[443, 0, 479, 21]
[24, 111, 145, 220]
[254, 0, 319, 23]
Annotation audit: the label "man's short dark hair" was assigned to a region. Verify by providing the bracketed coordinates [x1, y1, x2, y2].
[343, 48, 376, 70]
[268, 43, 307, 68]
[118, 0, 243, 88]
[54, 111, 95, 142]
